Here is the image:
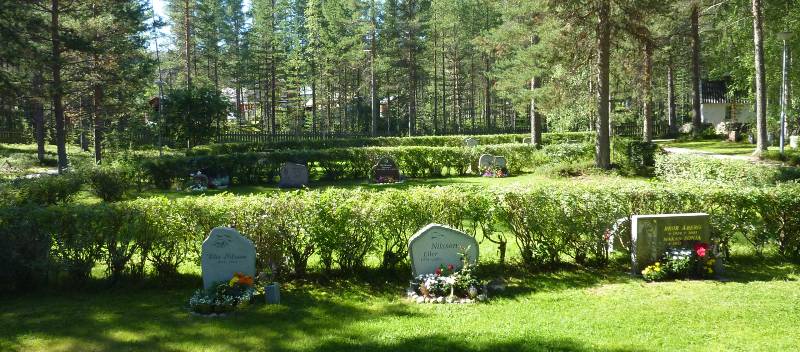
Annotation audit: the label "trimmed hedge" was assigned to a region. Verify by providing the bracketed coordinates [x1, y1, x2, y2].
[196, 132, 595, 154]
[3, 182, 800, 291]
[655, 153, 800, 186]
[612, 139, 660, 176]
[140, 143, 595, 189]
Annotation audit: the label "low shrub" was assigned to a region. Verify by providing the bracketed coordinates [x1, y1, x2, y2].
[87, 166, 132, 202]
[655, 153, 800, 186]
[11, 173, 84, 205]
[4, 182, 799, 291]
[198, 132, 595, 154]
[138, 143, 594, 188]
[613, 138, 660, 176]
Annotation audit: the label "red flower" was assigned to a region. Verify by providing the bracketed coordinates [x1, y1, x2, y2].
[435, 268, 442, 276]
[447, 264, 454, 271]
[694, 243, 709, 257]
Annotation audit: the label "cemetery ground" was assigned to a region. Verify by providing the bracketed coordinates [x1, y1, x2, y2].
[1, 247, 798, 351]
[3, 138, 800, 352]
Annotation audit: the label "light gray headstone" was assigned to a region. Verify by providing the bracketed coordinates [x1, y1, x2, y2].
[478, 154, 494, 171]
[631, 213, 713, 274]
[463, 137, 478, 147]
[522, 137, 532, 144]
[494, 156, 507, 169]
[201, 227, 256, 290]
[790, 135, 799, 149]
[279, 162, 309, 188]
[408, 224, 479, 276]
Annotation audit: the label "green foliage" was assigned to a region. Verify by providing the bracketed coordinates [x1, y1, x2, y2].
[10, 173, 84, 206]
[139, 143, 594, 189]
[200, 132, 595, 153]
[87, 166, 132, 202]
[163, 86, 230, 147]
[5, 181, 800, 291]
[613, 138, 660, 176]
[655, 153, 800, 186]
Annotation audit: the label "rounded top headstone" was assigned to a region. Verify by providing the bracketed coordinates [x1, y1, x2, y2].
[408, 224, 479, 277]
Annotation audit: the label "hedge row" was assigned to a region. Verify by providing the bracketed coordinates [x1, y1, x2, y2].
[197, 132, 595, 154]
[655, 153, 800, 186]
[3, 182, 800, 291]
[140, 143, 594, 188]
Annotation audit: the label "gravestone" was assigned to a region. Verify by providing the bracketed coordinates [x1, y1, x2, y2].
[279, 162, 309, 188]
[463, 137, 478, 147]
[631, 213, 712, 274]
[371, 157, 401, 183]
[790, 135, 799, 149]
[201, 227, 256, 290]
[408, 224, 479, 276]
[522, 137, 532, 144]
[494, 156, 507, 169]
[478, 154, 495, 171]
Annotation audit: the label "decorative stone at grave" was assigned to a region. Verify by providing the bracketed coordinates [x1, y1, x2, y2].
[463, 137, 478, 147]
[522, 137, 532, 144]
[408, 224, 479, 276]
[631, 213, 715, 274]
[477, 154, 509, 177]
[279, 162, 309, 188]
[209, 174, 230, 189]
[478, 154, 494, 171]
[371, 157, 401, 184]
[494, 156, 507, 169]
[791, 135, 799, 149]
[201, 227, 256, 290]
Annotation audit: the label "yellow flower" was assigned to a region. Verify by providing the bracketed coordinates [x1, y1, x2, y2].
[708, 259, 716, 266]
[707, 268, 713, 274]
[229, 277, 237, 287]
[655, 267, 661, 272]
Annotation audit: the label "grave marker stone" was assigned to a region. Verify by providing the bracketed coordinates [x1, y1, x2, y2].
[201, 227, 256, 290]
[494, 156, 507, 169]
[463, 137, 478, 147]
[478, 154, 494, 171]
[408, 224, 479, 276]
[522, 137, 532, 144]
[631, 213, 712, 274]
[278, 162, 309, 188]
[371, 157, 401, 183]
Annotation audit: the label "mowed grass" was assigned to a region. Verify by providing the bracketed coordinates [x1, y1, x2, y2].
[658, 139, 768, 156]
[1, 255, 798, 352]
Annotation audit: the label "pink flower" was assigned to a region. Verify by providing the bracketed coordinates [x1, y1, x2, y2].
[447, 264, 454, 271]
[694, 243, 709, 257]
[435, 268, 442, 276]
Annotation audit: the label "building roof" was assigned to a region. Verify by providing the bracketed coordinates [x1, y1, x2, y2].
[702, 80, 749, 104]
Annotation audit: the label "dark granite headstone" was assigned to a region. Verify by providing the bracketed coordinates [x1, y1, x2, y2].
[371, 157, 401, 183]
[631, 213, 714, 274]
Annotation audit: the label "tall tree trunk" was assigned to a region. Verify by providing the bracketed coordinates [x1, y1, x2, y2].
[667, 62, 677, 135]
[32, 71, 46, 163]
[595, 0, 611, 169]
[184, 0, 192, 90]
[433, 26, 438, 134]
[690, 3, 702, 134]
[93, 84, 104, 164]
[530, 77, 542, 147]
[752, 0, 768, 153]
[642, 41, 653, 142]
[50, 0, 68, 174]
[370, 0, 378, 136]
[484, 57, 491, 132]
[270, 0, 277, 135]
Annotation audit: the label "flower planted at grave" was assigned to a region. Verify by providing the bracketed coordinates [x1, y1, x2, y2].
[188, 272, 257, 315]
[641, 242, 718, 282]
[408, 247, 489, 304]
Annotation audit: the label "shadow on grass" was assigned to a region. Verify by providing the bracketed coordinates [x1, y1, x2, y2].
[721, 254, 799, 283]
[0, 283, 645, 352]
[313, 334, 646, 352]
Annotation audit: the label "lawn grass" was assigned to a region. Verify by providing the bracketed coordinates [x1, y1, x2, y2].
[658, 139, 776, 156]
[1, 254, 798, 352]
